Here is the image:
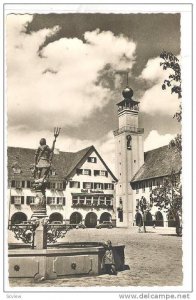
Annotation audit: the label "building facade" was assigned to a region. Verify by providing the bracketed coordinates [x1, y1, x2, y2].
[8, 146, 117, 227]
[131, 145, 181, 227]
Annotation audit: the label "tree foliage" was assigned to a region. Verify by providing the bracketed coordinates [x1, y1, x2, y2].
[160, 50, 182, 152]
[160, 50, 182, 99]
[150, 52, 183, 235]
[150, 171, 182, 220]
[169, 133, 182, 153]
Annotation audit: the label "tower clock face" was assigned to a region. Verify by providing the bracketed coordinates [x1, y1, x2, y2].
[126, 135, 132, 150]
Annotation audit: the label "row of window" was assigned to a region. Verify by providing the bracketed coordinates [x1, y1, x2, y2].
[76, 169, 108, 177]
[70, 181, 114, 190]
[10, 195, 113, 206]
[10, 180, 66, 190]
[11, 166, 59, 176]
[72, 195, 113, 206]
[135, 178, 164, 193]
[10, 180, 114, 191]
[10, 196, 66, 206]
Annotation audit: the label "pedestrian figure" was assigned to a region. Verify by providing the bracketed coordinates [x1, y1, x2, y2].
[103, 240, 117, 275]
[152, 215, 156, 229]
[138, 225, 142, 233]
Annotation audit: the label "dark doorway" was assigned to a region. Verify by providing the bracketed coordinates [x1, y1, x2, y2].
[11, 212, 27, 225]
[168, 212, 177, 227]
[85, 212, 97, 228]
[70, 212, 82, 224]
[145, 211, 153, 226]
[100, 212, 112, 223]
[135, 212, 142, 226]
[155, 211, 164, 227]
[49, 213, 63, 223]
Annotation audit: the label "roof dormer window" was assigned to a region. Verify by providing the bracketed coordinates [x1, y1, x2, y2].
[50, 169, 57, 176]
[12, 163, 21, 174]
[87, 157, 97, 163]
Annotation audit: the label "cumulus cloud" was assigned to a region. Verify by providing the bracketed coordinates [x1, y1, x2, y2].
[139, 57, 179, 116]
[144, 130, 175, 152]
[6, 15, 136, 132]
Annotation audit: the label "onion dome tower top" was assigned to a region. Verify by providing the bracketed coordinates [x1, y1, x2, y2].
[116, 72, 139, 111]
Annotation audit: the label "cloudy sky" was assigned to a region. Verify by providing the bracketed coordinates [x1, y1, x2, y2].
[6, 13, 181, 173]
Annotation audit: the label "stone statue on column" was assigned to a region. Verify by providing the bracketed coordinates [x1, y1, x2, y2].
[31, 127, 61, 219]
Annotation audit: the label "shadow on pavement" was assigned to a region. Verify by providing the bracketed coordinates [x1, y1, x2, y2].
[123, 265, 130, 270]
[159, 234, 179, 237]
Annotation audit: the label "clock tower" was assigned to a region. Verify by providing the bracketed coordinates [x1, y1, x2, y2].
[114, 85, 144, 227]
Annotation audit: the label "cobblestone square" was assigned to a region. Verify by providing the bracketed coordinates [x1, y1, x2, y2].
[9, 227, 182, 287]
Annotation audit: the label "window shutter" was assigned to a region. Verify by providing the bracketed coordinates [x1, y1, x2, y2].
[22, 181, 25, 188]
[27, 181, 30, 188]
[57, 197, 59, 205]
[63, 181, 66, 189]
[91, 182, 93, 189]
[94, 170, 98, 176]
[11, 196, 15, 204]
[63, 197, 66, 206]
[47, 197, 51, 204]
[21, 196, 24, 204]
[88, 170, 91, 176]
[83, 182, 86, 189]
[78, 182, 80, 188]
[105, 171, 108, 177]
[77, 168, 82, 175]
[11, 180, 15, 187]
[26, 196, 30, 205]
[100, 183, 103, 189]
[111, 184, 114, 190]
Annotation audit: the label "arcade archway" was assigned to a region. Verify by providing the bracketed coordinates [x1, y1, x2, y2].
[168, 211, 177, 227]
[155, 211, 164, 227]
[100, 212, 112, 223]
[135, 212, 142, 226]
[70, 212, 83, 224]
[145, 211, 153, 226]
[49, 212, 63, 223]
[85, 212, 97, 228]
[11, 212, 27, 225]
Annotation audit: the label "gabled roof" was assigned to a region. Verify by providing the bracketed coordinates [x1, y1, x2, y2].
[67, 145, 118, 181]
[7, 145, 117, 182]
[131, 145, 182, 183]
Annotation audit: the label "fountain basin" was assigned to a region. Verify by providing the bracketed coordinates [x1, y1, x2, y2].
[8, 242, 125, 279]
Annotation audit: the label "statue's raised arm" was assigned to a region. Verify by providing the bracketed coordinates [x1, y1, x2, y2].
[49, 127, 61, 163]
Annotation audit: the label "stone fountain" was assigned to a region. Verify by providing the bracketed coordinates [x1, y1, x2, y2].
[8, 128, 125, 281]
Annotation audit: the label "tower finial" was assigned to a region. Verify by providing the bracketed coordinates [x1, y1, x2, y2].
[126, 71, 129, 87]
[122, 71, 133, 99]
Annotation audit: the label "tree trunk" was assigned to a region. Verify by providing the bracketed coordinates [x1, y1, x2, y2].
[143, 214, 146, 233]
